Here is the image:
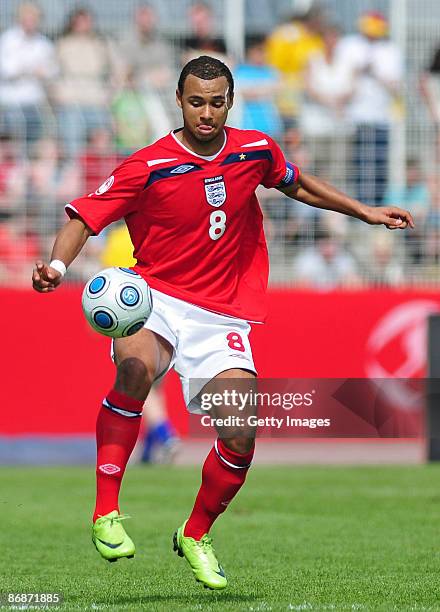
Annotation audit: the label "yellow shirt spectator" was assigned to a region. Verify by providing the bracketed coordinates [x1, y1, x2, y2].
[266, 22, 323, 77]
[266, 21, 324, 120]
[100, 223, 136, 268]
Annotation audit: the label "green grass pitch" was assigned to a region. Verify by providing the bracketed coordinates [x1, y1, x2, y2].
[1, 464, 439, 611]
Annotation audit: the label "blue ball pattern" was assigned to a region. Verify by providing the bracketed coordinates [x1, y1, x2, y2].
[94, 311, 114, 329]
[120, 286, 140, 307]
[89, 276, 106, 294]
[126, 321, 144, 336]
[119, 267, 139, 276]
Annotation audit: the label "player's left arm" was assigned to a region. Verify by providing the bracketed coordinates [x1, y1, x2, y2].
[278, 172, 415, 230]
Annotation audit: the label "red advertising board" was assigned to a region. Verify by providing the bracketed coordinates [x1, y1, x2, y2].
[2, 287, 439, 435]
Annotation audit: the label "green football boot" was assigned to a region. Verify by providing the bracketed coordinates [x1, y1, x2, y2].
[92, 510, 135, 562]
[173, 521, 227, 590]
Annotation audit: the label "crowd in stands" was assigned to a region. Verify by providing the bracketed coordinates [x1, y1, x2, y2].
[0, 1, 439, 288]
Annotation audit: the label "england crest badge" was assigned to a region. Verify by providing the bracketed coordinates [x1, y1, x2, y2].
[204, 175, 226, 207]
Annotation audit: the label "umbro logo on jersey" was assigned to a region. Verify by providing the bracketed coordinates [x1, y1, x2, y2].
[204, 175, 226, 207]
[170, 164, 195, 174]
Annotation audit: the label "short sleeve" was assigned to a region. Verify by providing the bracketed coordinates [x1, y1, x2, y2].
[65, 157, 148, 235]
[261, 136, 300, 189]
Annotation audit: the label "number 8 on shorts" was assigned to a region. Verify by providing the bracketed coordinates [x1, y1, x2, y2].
[226, 332, 245, 352]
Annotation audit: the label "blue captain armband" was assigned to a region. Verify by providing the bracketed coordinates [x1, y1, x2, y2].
[278, 161, 299, 188]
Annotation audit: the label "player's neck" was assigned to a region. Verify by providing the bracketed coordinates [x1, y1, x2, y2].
[176, 128, 226, 157]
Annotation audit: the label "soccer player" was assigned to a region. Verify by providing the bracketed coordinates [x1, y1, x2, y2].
[32, 56, 414, 590]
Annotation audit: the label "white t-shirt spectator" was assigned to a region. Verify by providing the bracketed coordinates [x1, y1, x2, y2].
[301, 43, 354, 136]
[338, 34, 402, 124]
[293, 245, 359, 289]
[0, 26, 57, 106]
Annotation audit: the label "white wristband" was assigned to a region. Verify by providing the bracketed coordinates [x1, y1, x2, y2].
[49, 259, 67, 277]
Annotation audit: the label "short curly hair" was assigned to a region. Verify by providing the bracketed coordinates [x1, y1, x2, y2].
[178, 55, 234, 100]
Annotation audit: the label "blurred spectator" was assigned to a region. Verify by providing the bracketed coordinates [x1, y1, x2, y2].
[118, 4, 176, 92]
[53, 8, 118, 159]
[234, 36, 282, 138]
[265, 5, 325, 128]
[421, 43, 440, 164]
[293, 229, 360, 289]
[0, 134, 26, 214]
[0, 2, 58, 151]
[112, 69, 171, 155]
[339, 11, 403, 205]
[300, 24, 354, 190]
[79, 128, 120, 196]
[26, 137, 80, 235]
[421, 45, 440, 123]
[367, 232, 403, 286]
[383, 158, 430, 263]
[424, 187, 440, 266]
[181, 2, 228, 64]
[116, 4, 175, 135]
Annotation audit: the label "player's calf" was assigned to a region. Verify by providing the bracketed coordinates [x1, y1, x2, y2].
[221, 434, 255, 455]
[114, 357, 152, 401]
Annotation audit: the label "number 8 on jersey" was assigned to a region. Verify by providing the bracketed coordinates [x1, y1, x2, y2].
[209, 210, 226, 240]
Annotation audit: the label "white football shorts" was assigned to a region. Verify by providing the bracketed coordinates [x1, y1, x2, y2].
[112, 288, 257, 413]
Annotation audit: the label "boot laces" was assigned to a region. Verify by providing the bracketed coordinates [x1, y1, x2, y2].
[199, 535, 214, 552]
[98, 513, 131, 526]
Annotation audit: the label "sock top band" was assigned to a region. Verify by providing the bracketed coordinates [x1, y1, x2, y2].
[215, 438, 254, 469]
[106, 389, 144, 413]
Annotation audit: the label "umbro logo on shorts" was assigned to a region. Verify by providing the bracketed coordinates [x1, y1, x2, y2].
[170, 164, 195, 174]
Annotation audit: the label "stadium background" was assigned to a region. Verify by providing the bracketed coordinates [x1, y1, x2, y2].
[1, 0, 439, 462]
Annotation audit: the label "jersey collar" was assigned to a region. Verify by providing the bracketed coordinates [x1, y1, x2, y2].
[170, 129, 227, 161]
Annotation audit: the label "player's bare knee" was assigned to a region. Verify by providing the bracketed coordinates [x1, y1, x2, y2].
[115, 357, 151, 399]
[222, 435, 255, 455]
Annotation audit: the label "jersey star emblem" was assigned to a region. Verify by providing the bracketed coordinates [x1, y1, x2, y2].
[239, 153, 246, 161]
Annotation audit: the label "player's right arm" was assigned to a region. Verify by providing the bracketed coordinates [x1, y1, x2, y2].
[32, 218, 94, 293]
[32, 156, 148, 293]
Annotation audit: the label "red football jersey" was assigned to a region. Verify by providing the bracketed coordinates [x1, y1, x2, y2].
[66, 126, 300, 322]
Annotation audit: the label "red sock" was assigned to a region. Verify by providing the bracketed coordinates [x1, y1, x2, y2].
[184, 438, 255, 540]
[93, 389, 143, 523]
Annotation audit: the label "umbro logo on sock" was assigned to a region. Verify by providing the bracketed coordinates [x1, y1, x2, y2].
[98, 463, 121, 475]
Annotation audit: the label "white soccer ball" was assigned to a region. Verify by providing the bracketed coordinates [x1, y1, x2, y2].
[82, 267, 153, 338]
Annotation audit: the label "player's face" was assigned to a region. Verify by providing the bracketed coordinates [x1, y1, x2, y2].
[177, 75, 232, 145]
